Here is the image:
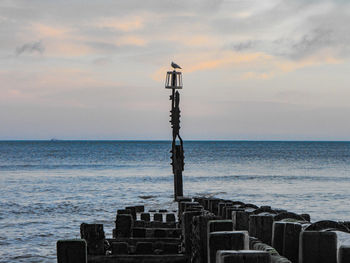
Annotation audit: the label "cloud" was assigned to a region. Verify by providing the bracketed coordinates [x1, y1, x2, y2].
[184, 51, 272, 73]
[241, 71, 275, 80]
[276, 52, 341, 72]
[92, 57, 112, 66]
[15, 41, 45, 55]
[151, 51, 272, 80]
[280, 28, 335, 60]
[32, 24, 68, 39]
[117, 35, 147, 46]
[231, 40, 258, 52]
[97, 16, 144, 32]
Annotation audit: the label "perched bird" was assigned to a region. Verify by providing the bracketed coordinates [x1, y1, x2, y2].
[171, 61, 182, 69]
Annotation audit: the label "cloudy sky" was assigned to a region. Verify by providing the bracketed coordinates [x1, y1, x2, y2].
[1, 0, 350, 140]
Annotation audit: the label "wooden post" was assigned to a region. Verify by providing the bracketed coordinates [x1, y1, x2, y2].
[168, 72, 184, 200]
[174, 157, 183, 198]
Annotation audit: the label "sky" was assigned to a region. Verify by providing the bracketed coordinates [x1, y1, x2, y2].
[0, 0, 350, 140]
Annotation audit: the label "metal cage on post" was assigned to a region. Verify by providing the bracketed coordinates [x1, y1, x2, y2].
[165, 71, 182, 89]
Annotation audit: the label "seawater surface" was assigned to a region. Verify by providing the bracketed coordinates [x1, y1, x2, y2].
[1, 141, 350, 262]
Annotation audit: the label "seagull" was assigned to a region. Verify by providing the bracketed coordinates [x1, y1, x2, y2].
[171, 61, 182, 70]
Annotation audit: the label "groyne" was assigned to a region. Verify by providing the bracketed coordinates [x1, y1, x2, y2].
[57, 196, 350, 263]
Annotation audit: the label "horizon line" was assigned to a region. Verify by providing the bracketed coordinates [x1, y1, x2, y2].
[1, 139, 350, 142]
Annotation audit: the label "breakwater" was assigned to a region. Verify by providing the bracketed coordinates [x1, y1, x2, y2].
[57, 196, 350, 263]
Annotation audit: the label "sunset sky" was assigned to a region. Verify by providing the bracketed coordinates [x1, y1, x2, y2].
[1, 0, 350, 140]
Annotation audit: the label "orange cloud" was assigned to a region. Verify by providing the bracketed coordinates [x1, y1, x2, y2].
[117, 35, 147, 46]
[48, 42, 92, 56]
[152, 49, 344, 83]
[32, 23, 68, 39]
[98, 16, 144, 32]
[184, 52, 271, 73]
[165, 34, 219, 47]
[277, 53, 341, 72]
[241, 71, 275, 80]
[151, 51, 272, 81]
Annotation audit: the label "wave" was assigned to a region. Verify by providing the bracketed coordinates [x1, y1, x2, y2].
[186, 174, 350, 182]
[0, 163, 139, 171]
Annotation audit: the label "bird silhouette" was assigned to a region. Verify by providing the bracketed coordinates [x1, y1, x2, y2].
[171, 61, 182, 69]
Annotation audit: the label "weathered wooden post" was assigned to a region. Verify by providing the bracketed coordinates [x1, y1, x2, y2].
[165, 62, 184, 200]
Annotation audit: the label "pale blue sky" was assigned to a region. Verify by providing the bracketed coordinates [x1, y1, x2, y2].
[0, 0, 350, 140]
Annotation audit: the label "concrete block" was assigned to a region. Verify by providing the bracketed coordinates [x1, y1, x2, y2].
[249, 213, 274, 245]
[184, 202, 200, 213]
[186, 205, 203, 212]
[218, 202, 227, 217]
[177, 197, 192, 214]
[208, 220, 234, 233]
[133, 220, 145, 228]
[140, 212, 150, 221]
[135, 242, 153, 254]
[208, 231, 249, 263]
[149, 221, 175, 228]
[134, 205, 144, 213]
[80, 223, 105, 240]
[154, 213, 163, 222]
[222, 205, 234, 219]
[203, 198, 210, 210]
[111, 242, 128, 255]
[57, 239, 87, 263]
[338, 245, 350, 263]
[132, 227, 146, 238]
[283, 222, 302, 263]
[159, 209, 168, 213]
[166, 213, 176, 222]
[193, 196, 203, 203]
[154, 229, 167, 238]
[299, 231, 337, 263]
[194, 197, 207, 208]
[192, 214, 220, 263]
[182, 211, 202, 255]
[233, 210, 252, 231]
[115, 214, 133, 238]
[225, 207, 241, 220]
[272, 221, 285, 255]
[177, 196, 192, 202]
[216, 250, 270, 263]
[80, 223, 105, 255]
[117, 209, 131, 215]
[179, 201, 193, 215]
[163, 242, 179, 254]
[209, 198, 221, 215]
[125, 206, 136, 220]
[167, 228, 182, 238]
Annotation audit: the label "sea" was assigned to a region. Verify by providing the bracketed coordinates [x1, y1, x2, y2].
[0, 140, 350, 262]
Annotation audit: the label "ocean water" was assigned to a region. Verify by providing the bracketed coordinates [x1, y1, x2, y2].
[0, 140, 350, 262]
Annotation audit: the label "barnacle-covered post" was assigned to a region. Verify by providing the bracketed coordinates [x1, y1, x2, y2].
[165, 66, 184, 200]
